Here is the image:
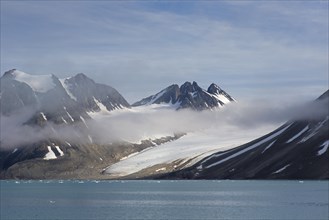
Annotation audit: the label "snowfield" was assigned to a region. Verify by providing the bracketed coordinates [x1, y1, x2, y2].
[105, 123, 279, 177]
[10, 70, 56, 93]
[44, 146, 57, 160]
[85, 103, 284, 177]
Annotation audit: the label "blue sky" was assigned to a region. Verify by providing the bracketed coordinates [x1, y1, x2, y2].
[1, 0, 328, 103]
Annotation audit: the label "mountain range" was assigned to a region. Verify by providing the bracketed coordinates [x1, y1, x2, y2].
[1, 69, 129, 123]
[133, 81, 235, 110]
[0, 69, 328, 179]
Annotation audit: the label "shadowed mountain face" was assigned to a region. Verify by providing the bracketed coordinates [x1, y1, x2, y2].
[158, 90, 329, 180]
[133, 81, 235, 110]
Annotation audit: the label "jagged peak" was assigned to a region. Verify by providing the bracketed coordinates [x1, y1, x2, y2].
[166, 84, 180, 90]
[180, 81, 195, 93]
[317, 90, 329, 101]
[180, 81, 204, 94]
[75, 73, 87, 78]
[181, 81, 192, 87]
[3, 69, 17, 77]
[73, 73, 88, 80]
[207, 83, 222, 94]
[192, 81, 203, 92]
[192, 81, 198, 86]
[208, 83, 221, 90]
[69, 73, 95, 84]
[180, 82, 192, 93]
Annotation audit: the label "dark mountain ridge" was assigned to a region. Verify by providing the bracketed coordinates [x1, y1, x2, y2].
[133, 81, 235, 110]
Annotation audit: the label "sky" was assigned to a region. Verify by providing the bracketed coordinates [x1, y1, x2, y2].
[1, 0, 328, 103]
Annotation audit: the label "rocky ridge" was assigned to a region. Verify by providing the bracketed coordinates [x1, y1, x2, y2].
[133, 81, 235, 110]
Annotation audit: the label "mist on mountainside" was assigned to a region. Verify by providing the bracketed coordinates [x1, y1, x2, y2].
[1, 95, 327, 149]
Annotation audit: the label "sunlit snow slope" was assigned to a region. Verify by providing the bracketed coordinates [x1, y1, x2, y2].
[105, 124, 278, 178]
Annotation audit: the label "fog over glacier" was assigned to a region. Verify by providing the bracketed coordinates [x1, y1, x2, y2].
[1, 98, 327, 149]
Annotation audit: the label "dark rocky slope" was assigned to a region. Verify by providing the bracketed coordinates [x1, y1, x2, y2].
[157, 91, 329, 180]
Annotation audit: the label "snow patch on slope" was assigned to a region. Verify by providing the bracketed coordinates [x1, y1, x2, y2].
[44, 146, 57, 160]
[214, 94, 232, 104]
[93, 97, 108, 112]
[261, 141, 276, 154]
[64, 107, 74, 122]
[273, 164, 290, 174]
[286, 126, 309, 143]
[317, 140, 329, 156]
[299, 117, 328, 143]
[80, 116, 88, 128]
[40, 112, 47, 121]
[59, 78, 77, 101]
[207, 90, 233, 105]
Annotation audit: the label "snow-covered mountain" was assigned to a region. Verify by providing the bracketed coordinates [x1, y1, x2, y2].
[0, 69, 129, 123]
[133, 81, 234, 110]
[0, 69, 182, 179]
[60, 73, 129, 112]
[159, 90, 329, 180]
[0, 69, 133, 179]
[1, 69, 327, 180]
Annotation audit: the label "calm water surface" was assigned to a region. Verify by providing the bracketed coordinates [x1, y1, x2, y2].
[0, 180, 328, 220]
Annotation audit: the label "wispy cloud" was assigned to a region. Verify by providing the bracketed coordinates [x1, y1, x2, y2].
[1, 1, 327, 103]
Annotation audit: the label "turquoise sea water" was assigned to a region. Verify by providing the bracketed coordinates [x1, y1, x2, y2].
[0, 180, 328, 220]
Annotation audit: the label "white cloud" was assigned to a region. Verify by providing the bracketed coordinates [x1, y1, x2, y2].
[2, 96, 327, 149]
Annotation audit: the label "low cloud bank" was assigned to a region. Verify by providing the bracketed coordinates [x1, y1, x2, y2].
[1, 97, 327, 149]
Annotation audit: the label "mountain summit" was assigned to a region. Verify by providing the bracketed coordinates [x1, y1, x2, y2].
[60, 73, 130, 112]
[0, 69, 130, 124]
[133, 81, 235, 110]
